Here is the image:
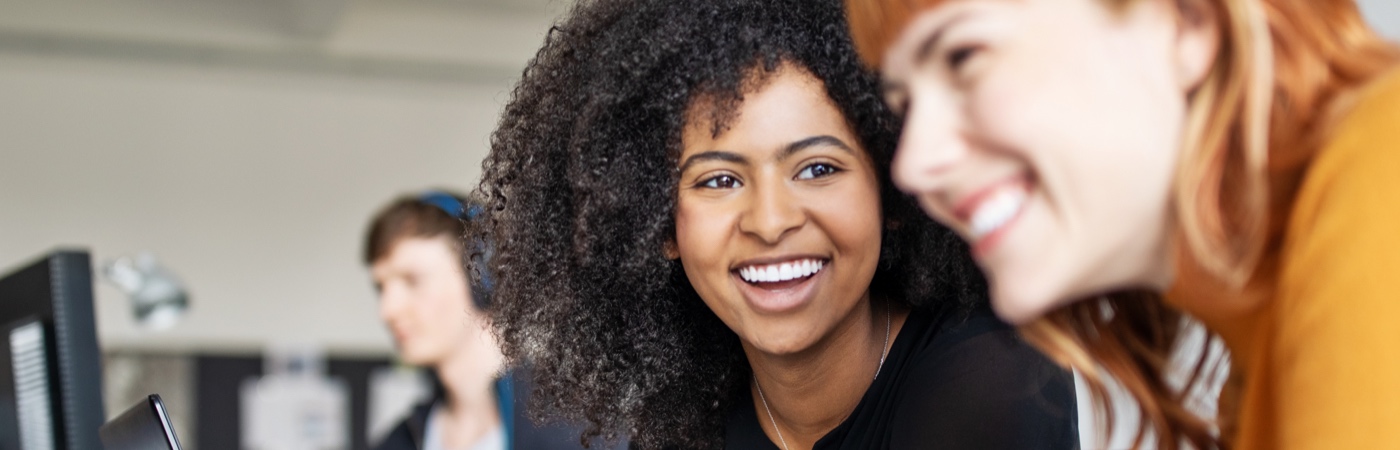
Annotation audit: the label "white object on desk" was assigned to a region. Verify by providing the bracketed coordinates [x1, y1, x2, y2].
[239, 345, 349, 450]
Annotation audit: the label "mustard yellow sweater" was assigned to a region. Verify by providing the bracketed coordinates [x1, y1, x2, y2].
[1171, 68, 1400, 449]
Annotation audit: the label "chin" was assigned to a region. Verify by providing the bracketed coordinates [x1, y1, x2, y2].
[988, 279, 1066, 326]
[747, 325, 819, 356]
[396, 348, 434, 367]
[752, 337, 808, 356]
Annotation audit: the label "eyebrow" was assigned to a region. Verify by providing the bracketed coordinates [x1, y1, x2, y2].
[913, 10, 976, 66]
[678, 135, 854, 173]
[678, 150, 748, 173]
[778, 135, 855, 161]
[881, 11, 977, 100]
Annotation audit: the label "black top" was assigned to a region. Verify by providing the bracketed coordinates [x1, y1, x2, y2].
[725, 306, 1079, 449]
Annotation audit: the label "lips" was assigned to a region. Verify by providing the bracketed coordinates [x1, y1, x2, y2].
[732, 257, 828, 314]
[949, 177, 1031, 256]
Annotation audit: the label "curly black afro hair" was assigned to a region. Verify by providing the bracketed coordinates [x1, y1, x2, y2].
[472, 0, 987, 447]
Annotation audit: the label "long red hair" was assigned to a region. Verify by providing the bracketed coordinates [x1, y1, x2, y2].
[846, 0, 1399, 448]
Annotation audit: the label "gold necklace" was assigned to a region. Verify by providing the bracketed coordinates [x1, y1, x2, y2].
[754, 304, 891, 450]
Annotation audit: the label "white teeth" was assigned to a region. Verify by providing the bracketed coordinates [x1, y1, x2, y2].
[737, 259, 825, 284]
[969, 188, 1027, 240]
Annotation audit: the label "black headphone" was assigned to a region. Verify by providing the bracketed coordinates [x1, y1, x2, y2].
[417, 191, 494, 310]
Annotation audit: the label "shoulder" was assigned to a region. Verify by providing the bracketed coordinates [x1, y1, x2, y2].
[899, 307, 1074, 407]
[510, 415, 617, 450]
[372, 422, 414, 450]
[1300, 67, 1400, 213]
[502, 370, 626, 449]
[371, 403, 431, 450]
[721, 392, 780, 450]
[1326, 66, 1400, 149]
[1265, 66, 1400, 447]
[886, 307, 1078, 448]
[1283, 66, 1400, 294]
[902, 306, 1054, 373]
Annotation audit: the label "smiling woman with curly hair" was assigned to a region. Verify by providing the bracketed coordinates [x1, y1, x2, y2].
[472, 0, 1079, 448]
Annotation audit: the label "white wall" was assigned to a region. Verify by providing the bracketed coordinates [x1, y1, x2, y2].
[0, 55, 506, 353]
[0, 0, 561, 354]
[1359, 0, 1400, 40]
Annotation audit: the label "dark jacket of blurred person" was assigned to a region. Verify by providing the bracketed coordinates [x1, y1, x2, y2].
[376, 371, 592, 450]
[365, 192, 604, 450]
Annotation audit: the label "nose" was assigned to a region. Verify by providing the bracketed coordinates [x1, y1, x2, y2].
[891, 92, 968, 196]
[377, 285, 406, 324]
[738, 175, 806, 245]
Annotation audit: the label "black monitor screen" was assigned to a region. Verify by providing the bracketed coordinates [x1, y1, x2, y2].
[0, 251, 105, 450]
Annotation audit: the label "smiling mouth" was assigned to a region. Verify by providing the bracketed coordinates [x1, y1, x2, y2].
[731, 257, 827, 314]
[736, 258, 825, 285]
[952, 175, 1031, 246]
[969, 187, 1027, 241]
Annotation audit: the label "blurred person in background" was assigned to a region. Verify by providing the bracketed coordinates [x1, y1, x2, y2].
[845, 0, 1400, 448]
[364, 191, 591, 450]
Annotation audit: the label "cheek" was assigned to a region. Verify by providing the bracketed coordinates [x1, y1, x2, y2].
[414, 285, 465, 332]
[674, 201, 737, 289]
[971, 29, 1182, 195]
[673, 202, 701, 254]
[818, 175, 885, 262]
[969, 38, 1103, 152]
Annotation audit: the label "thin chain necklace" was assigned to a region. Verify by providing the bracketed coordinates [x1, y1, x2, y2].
[754, 303, 891, 450]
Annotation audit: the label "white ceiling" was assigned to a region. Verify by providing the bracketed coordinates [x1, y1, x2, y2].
[0, 0, 1390, 83]
[0, 0, 572, 83]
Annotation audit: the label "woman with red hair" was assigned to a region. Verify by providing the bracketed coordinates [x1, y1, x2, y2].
[844, 0, 1399, 448]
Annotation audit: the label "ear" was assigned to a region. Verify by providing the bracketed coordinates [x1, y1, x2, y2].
[663, 239, 681, 260]
[1172, 0, 1221, 92]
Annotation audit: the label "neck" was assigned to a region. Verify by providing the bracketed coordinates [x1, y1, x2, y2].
[745, 297, 906, 449]
[433, 343, 503, 448]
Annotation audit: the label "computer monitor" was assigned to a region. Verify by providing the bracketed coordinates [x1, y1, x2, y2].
[0, 250, 105, 450]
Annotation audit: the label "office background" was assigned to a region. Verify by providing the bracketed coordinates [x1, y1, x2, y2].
[0, 0, 1394, 448]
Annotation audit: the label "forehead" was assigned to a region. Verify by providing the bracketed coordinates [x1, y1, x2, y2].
[371, 236, 459, 273]
[847, 0, 953, 68]
[680, 65, 859, 156]
[881, 2, 987, 75]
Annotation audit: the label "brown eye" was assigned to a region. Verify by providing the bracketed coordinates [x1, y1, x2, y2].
[700, 175, 741, 189]
[797, 163, 841, 180]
